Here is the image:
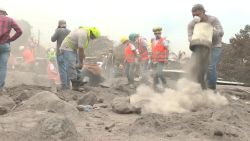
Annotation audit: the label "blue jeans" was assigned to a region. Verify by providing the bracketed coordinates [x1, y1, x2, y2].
[0, 43, 10, 88]
[57, 53, 69, 89]
[207, 47, 223, 89]
[61, 50, 81, 87]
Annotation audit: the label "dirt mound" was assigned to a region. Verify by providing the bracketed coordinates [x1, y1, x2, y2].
[129, 101, 250, 141]
[16, 91, 78, 120]
[6, 84, 50, 104]
[131, 113, 169, 133]
[0, 95, 15, 111]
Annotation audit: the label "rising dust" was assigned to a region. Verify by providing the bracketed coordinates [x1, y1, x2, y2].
[130, 78, 228, 114]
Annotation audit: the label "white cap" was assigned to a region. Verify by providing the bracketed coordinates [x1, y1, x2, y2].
[0, 7, 7, 15]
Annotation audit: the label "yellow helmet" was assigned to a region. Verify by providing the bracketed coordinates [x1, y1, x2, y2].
[152, 27, 162, 33]
[89, 27, 101, 38]
[120, 36, 129, 43]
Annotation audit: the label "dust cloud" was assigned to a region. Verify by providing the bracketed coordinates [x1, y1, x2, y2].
[130, 78, 228, 114]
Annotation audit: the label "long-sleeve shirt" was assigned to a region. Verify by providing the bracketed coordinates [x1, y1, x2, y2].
[51, 27, 70, 54]
[188, 15, 224, 47]
[0, 15, 22, 44]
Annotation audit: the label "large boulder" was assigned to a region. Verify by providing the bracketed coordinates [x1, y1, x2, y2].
[111, 97, 140, 114]
[77, 92, 97, 106]
[16, 91, 78, 119]
[38, 114, 78, 141]
[0, 110, 78, 141]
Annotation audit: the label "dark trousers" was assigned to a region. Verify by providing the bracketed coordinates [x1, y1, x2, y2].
[152, 62, 166, 87]
[125, 62, 135, 84]
[190, 45, 210, 89]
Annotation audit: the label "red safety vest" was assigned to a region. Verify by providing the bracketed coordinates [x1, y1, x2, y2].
[151, 37, 169, 62]
[47, 62, 60, 81]
[136, 37, 149, 61]
[124, 43, 136, 63]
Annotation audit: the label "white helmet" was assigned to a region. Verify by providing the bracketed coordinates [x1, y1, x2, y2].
[49, 48, 55, 52]
[0, 7, 7, 15]
[19, 46, 24, 51]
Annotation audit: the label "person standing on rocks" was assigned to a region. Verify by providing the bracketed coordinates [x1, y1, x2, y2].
[59, 27, 101, 91]
[129, 33, 150, 85]
[121, 36, 138, 89]
[0, 7, 22, 93]
[51, 20, 71, 90]
[188, 4, 224, 91]
[151, 27, 169, 91]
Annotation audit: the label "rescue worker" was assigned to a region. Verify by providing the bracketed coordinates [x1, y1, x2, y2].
[129, 33, 149, 85]
[47, 47, 56, 61]
[188, 4, 224, 90]
[59, 27, 100, 90]
[151, 27, 169, 91]
[121, 36, 138, 89]
[102, 48, 114, 78]
[0, 7, 22, 92]
[47, 51, 60, 92]
[20, 46, 35, 70]
[51, 20, 70, 89]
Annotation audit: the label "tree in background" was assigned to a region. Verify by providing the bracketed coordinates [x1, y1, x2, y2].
[11, 20, 32, 55]
[218, 25, 250, 83]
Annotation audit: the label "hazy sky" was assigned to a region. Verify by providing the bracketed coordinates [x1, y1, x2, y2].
[1, 0, 249, 54]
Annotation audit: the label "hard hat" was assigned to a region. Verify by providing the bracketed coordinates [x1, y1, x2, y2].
[19, 46, 24, 51]
[0, 7, 7, 15]
[120, 36, 129, 43]
[49, 48, 55, 53]
[129, 33, 139, 42]
[89, 27, 101, 38]
[153, 27, 162, 33]
[58, 20, 66, 27]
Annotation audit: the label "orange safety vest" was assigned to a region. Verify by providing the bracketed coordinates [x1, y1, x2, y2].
[151, 37, 169, 62]
[22, 48, 35, 64]
[47, 62, 60, 81]
[124, 43, 136, 63]
[136, 37, 149, 61]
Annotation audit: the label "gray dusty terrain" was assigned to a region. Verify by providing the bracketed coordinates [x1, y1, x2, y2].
[0, 71, 250, 141]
